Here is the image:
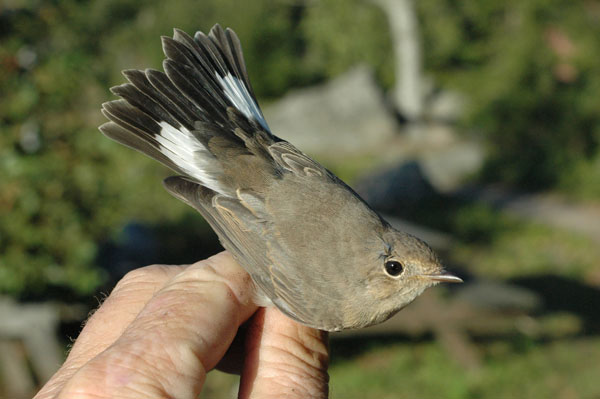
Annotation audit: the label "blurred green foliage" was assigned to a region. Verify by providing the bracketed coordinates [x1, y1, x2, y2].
[1, 0, 599, 299]
[451, 205, 600, 280]
[418, 0, 600, 189]
[301, 0, 395, 88]
[0, 0, 315, 296]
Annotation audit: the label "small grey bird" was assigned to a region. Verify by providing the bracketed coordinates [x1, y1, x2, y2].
[100, 24, 461, 331]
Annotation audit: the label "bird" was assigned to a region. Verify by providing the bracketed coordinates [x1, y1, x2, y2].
[99, 24, 462, 331]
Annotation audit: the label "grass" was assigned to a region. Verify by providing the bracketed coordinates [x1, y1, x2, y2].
[328, 336, 600, 399]
[329, 341, 468, 399]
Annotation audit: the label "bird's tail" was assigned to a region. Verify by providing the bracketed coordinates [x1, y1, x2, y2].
[99, 24, 271, 195]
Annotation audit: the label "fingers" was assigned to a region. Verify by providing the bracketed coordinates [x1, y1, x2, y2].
[36, 252, 259, 399]
[239, 308, 330, 399]
[36, 251, 331, 399]
[36, 263, 188, 399]
[70, 264, 189, 368]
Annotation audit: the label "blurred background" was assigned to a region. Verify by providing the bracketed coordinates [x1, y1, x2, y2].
[1, 0, 600, 397]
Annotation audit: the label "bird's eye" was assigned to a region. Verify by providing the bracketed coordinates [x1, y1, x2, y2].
[384, 260, 404, 277]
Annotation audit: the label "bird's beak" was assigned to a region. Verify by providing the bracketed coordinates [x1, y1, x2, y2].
[421, 271, 463, 283]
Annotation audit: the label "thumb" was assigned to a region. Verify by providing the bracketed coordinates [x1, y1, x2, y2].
[239, 307, 330, 399]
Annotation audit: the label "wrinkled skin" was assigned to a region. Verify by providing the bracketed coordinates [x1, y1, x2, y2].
[35, 252, 329, 399]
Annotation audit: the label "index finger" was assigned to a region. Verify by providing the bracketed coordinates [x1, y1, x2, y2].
[36, 263, 189, 399]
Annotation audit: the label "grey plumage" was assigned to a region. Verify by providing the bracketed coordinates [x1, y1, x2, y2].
[100, 24, 461, 331]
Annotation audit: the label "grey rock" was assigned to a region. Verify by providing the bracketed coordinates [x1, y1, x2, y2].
[455, 185, 600, 243]
[353, 160, 438, 213]
[420, 135, 485, 192]
[426, 89, 466, 122]
[263, 66, 398, 156]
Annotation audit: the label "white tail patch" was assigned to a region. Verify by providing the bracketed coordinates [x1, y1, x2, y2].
[216, 72, 269, 131]
[156, 121, 226, 195]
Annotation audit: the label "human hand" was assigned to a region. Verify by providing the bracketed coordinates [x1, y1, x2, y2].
[34, 251, 330, 399]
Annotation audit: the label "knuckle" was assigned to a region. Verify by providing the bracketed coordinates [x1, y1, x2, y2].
[113, 265, 174, 293]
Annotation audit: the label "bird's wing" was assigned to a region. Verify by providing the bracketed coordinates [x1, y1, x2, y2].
[162, 176, 278, 302]
[163, 171, 347, 331]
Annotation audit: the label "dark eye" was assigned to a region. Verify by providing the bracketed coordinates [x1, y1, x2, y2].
[384, 260, 404, 277]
